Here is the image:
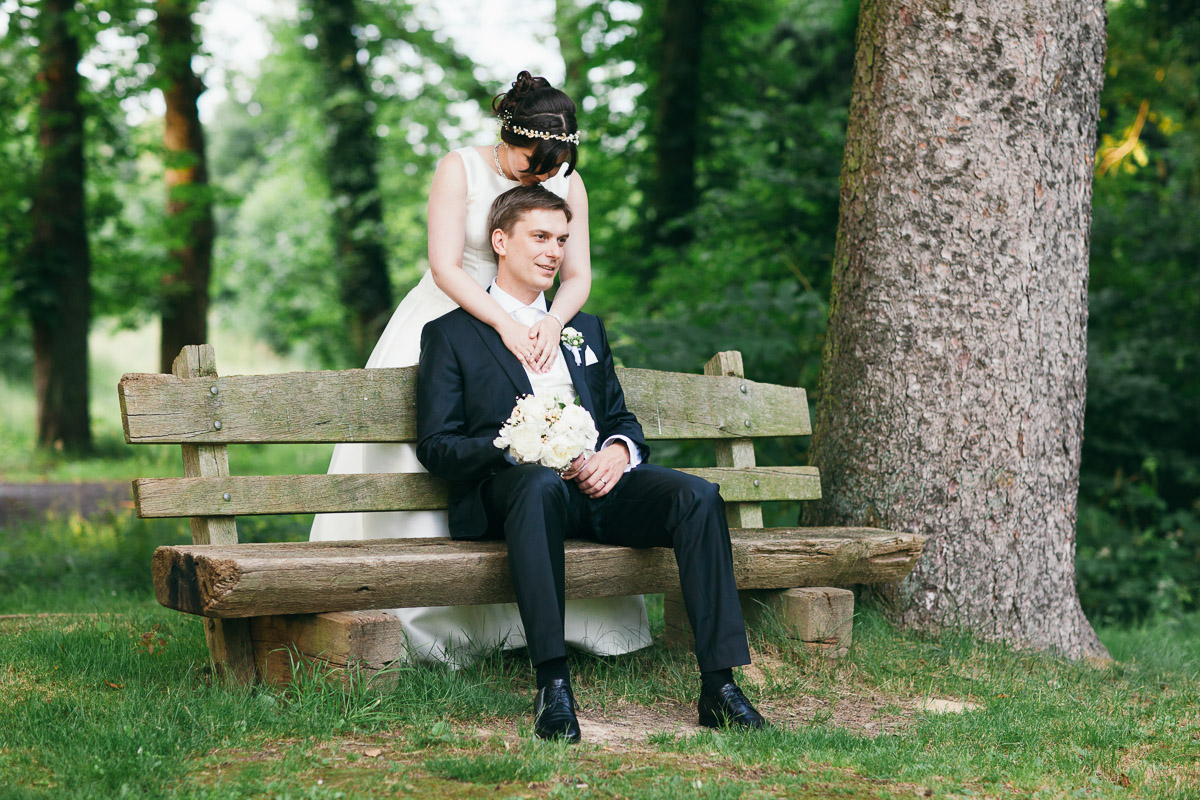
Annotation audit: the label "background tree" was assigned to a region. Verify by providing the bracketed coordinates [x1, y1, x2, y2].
[306, 0, 392, 364]
[803, 0, 1109, 658]
[1075, 0, 1200, 624]
[156, 0, 215, 373]
[208, 2, 483, 368]
[1, 0, 153, 403]
[639, 0, 707, 258]
[18, 0, 93, 451]
[554, 0, 591, 106]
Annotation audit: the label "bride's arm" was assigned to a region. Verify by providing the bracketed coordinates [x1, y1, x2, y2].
[427, 151, 535, 367]
[527, 171, 592, 370]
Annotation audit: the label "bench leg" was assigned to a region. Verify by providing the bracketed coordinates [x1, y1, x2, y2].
[249, 611, 406, 690]
[663, 590, 694, 651]
[743, 588, 854, 658]
[666, 588, 854, 659]
[205, 618, 257, 683]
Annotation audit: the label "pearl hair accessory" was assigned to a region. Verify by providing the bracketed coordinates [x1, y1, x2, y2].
[501, 112, 581, 144]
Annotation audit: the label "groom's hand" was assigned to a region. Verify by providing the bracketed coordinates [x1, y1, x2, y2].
[571, 442, 630, 498]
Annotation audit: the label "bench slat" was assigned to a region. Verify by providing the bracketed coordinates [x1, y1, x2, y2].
[131, 466, 821, 518]
[152, 527, 924, 618]
[119, 367, 810, 444]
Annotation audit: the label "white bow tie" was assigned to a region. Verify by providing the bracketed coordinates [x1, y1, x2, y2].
[513, 306, 543, 326]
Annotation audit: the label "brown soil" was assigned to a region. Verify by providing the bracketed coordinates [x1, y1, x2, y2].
[0, 482, 131, 527]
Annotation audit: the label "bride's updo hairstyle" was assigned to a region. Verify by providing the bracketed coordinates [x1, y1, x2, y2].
[492, 70, 579, 178]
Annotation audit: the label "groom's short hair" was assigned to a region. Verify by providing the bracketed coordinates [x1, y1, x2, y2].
[487, 185, 573, 261]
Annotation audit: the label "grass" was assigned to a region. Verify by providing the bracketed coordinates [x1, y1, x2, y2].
[1, 513, 1198, 799]
[3, 326, 1198, 797]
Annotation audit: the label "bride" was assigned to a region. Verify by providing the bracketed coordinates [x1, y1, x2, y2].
[311, 71, 650, 665]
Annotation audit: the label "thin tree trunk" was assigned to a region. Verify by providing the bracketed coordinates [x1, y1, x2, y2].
[25, 0, 91, 452]
[554, 0, 589, 108]
[643, 0, 707, 251]
[309, 0, 392, 365]
[157, 0, 214, 373]
[805, 0, 1109, 659]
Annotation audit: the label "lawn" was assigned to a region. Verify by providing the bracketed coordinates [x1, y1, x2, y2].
[2, 328, 1197, 798]
[1, 511, 1197, 799]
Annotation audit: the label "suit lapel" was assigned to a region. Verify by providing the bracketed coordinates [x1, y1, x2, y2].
[561, 340, 597, 422]
[466, 314, 533, 398]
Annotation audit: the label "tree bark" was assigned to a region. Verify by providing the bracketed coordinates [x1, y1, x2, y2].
[804, 0, 1109, 658]
[642, 0, 707, 251]
[554, 0, 589, 108]
[157, 0, 215, 374]
[309, 0, 392, 365]
[24, 0, 91, 452]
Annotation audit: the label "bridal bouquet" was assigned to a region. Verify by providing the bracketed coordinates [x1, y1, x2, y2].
[493, 394, 598, 473]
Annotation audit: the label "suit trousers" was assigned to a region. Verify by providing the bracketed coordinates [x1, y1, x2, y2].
[483, 463, 751, 673]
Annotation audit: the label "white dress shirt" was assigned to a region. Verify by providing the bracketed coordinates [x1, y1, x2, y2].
[489, 281, 640, 471]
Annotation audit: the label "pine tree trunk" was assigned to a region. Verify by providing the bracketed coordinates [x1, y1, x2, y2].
[643, 0, 707, 251]
[157, 0, 214, 374]
[25, 0, 91, 452]
[804, 0, 1109, 659]
[309, 0, 392, 365]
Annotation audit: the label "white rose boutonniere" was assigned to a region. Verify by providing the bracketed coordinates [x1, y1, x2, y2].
[561, 326, 585, 365]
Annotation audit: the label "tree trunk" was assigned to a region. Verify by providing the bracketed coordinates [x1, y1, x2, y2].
[309, 0, 392, 365]
[554, 0, 589, 108]
[24, 0, 91, 452]
[157, 0, 215, 374]
[804, 0, 1109, 659]
[642, 0, 707, 251]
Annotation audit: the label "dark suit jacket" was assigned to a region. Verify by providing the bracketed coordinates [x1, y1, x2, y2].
[416, 308, 649, 540]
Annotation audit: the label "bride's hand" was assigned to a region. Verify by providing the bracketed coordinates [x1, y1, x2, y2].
[499, 317, 536, 369]
[528, 317, 561, 373]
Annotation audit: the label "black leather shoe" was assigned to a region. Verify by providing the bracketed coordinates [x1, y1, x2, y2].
[533, 679, 581, 742]
[698, 682, 768, 730]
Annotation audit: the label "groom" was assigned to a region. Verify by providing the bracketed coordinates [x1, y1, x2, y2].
[416, 185, 767, 741]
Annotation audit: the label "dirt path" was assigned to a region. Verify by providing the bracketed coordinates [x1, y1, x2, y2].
[0, 482, 131, 528]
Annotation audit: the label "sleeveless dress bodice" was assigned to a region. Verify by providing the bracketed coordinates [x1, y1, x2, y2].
[411, 146, 572, 310]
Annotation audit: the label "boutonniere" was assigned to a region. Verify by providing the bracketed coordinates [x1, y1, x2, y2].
[561, 326, 585, 365]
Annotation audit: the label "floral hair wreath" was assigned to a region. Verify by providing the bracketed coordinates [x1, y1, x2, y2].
[500, 111, 581, 145]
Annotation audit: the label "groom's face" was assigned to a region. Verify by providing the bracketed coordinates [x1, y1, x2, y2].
[494, 208, 571, 298]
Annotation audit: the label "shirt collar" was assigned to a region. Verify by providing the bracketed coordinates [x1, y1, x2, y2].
[488, 280, 548, 317]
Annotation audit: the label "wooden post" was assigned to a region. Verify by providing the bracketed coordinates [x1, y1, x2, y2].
[666, 351, 764, 649]
[703, 351, 764, 529]
[172, 344, 256, 683]
[250, 610, 406, 690]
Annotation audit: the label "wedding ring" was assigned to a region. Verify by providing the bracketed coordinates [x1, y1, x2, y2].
[599, 478, 607, 486]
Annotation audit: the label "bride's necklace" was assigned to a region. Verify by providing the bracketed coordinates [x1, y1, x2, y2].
[493, 143, 513, 181]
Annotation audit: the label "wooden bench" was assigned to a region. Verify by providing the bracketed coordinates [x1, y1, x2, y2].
[120, 345, 925, 685]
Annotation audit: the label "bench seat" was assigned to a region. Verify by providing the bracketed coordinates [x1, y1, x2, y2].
[122, 345, 926, 685]
[154, 527, 925, 618]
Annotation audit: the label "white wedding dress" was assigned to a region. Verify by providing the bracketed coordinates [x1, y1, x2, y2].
[310, 146, 651, 666]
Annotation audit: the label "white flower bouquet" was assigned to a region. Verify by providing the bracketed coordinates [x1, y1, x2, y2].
[493, 394, 598, 473]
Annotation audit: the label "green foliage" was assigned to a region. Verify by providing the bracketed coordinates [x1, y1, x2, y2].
[0, 0, 165, 375]
[207, 1, 484, 368]
[1076, 460, 1200, 624]
[579, 0, 857, 394]
[1077, 0, 1200, 623]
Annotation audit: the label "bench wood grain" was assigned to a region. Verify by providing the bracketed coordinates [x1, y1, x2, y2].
[153, 527, 924, 618]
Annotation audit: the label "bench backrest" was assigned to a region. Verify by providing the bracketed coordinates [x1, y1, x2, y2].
[119, 345, 817, 545]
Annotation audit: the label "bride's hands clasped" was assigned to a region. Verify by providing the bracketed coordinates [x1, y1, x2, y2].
[527, 315, 562, 372]
[499, 316, 560, 372]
